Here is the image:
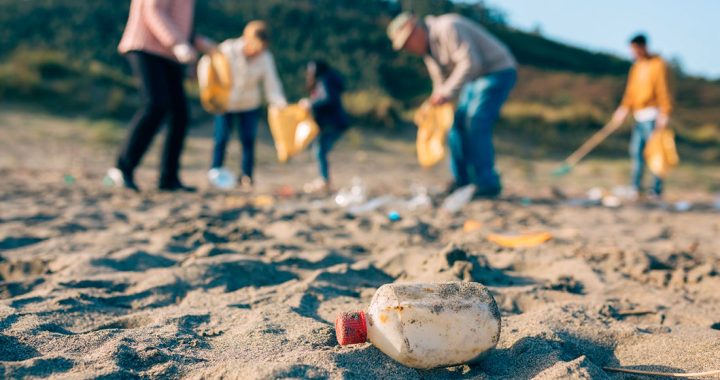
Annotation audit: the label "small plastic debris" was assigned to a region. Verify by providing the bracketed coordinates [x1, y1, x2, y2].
[275, 185, 296, 198]
[601, 195, 622, 208]
[520, 197, 532, 206]
[335, 282, 500, 369]
[463, 220, 483, 233]
[487, 231, 553, 248]
[253, 195, 275, 207]
[335, 177, 367, 207]
[714, 195, 720, 211]
[388, 211, 401, 222]
[406, 184, 432, 210]
[208, 167, 237, 190]
[612, 186, 638, 201]
[347, 195, 395, 215]
[587, 187, 605, 202]
[63, 174, 76, 185]
[674, 201, 692, 212]
[442, 185, 476, 214]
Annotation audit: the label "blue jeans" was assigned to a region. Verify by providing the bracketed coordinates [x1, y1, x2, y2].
[448, 68, 516, 194]
[630, 119, 663, 195]
[212, 109, 260, 178]
[315, 127, 346, 181]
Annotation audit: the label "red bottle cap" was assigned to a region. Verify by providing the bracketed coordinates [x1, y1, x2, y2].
[335, 311, 367, 345]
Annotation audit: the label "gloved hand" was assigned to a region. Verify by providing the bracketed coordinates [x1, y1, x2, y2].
[173, 43, 198, 64]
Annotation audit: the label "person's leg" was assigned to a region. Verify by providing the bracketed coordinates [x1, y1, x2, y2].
[159, 60, 190, 186]
[211, 114, 233, 169]
[117, 52, 172, 181]
[629, 121, 652, 193]
[238, 109, 260, 179]
[315, 128, 344, 182]
[464, 69, 516, 195]
[448, 85, 473, 188]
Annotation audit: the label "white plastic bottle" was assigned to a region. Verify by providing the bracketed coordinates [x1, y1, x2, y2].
[335, 282, 501, 369]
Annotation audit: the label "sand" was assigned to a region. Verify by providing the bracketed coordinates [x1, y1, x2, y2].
[1, 111, 719, 379]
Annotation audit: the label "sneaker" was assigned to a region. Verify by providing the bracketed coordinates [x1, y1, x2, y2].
[304, 178, 331, 194]
[239, 175, 254, 192]
[106, 167, 140, 192]
[159, 179, 197, 193]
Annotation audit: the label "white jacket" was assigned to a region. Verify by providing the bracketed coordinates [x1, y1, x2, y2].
[219, 37, 287, 112]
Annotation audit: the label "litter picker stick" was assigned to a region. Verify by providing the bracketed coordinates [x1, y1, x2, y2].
[553, 121, 623, 176]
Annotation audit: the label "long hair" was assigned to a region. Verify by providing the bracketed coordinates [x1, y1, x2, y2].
[306, 59, 341, 92]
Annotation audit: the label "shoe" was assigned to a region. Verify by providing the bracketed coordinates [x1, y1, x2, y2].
[303, 178, 331, 194]
[473, 185, 502, 199]
[239, 175, 254, 192]
[106, 167, 140, 192]
[159, 179, 197, 193]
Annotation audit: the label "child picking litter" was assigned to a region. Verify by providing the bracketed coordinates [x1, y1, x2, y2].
[301, 60, 350, 194]
[209, 21, 287, 190]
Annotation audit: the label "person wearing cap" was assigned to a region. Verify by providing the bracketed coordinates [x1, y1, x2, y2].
[608, 33, 673, 199]
[209, 21, 287, 190]
[109, 0, 215, 192]
[387, 12, 517, 198]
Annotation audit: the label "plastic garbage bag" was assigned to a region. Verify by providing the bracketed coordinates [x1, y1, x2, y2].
[414, 102, 454, 168]
[268, 105, 320, 163]
[197, 51, 233, 114]
[644, 129, 679, 178]
[487, 231, 553, 248]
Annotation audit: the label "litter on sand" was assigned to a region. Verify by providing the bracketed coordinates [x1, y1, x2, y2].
[253, 195, 275, 207]
[442, 185, 476, 214]
[487, 231, 553, 248]
[463, 220, 483, 233]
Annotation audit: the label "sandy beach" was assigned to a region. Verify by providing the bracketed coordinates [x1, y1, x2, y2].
[1, 110, 719, 379]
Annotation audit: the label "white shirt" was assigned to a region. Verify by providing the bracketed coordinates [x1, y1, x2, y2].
[220, 38, 287, 112]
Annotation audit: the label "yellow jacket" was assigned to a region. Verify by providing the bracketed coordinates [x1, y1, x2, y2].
[621, 55, 673, 115]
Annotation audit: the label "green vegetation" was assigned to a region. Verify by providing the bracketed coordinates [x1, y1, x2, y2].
[0, 0, 717, 161]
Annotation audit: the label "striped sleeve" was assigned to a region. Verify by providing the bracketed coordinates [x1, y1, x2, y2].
[142, 0, 187, 48]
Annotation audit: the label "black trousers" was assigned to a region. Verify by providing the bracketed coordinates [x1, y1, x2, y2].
[117, 51, 188, 184]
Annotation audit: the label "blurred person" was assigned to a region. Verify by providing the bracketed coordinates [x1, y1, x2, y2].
[109, 0, 215, 192]
[300, 60, 350, 194]
[609, 34, 673, 199]
[387, 12, 516, 198]
[209, 21, 287, 190]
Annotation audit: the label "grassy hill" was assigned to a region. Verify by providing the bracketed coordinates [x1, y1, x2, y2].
[0, 0, 718, 161]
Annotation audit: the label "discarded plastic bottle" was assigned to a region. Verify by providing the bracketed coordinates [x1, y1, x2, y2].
[441, 185, 476, 213]
[335, 282, 501, 369]
[406, 184, 432, 210]
[208, 168, 237, 190]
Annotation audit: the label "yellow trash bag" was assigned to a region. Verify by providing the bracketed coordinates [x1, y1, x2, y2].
[197, 51, 233, 114]
[267, 105, 320, 163]
[644, 129, 679, 178]
[414, 103, 455, 168]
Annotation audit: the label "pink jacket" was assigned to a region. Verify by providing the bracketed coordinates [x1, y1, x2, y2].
[118, 0, 196, 61]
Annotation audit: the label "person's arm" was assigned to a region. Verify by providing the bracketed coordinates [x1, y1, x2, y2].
[424, 56, 444, 94]
[310, 78, 331, 108]
[433, 22, 484, 104]
[655, 60, 673, 129]
[263, 53, 287, 108]
[143, 0, 197, 63]
[612, 66, 635, 127]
